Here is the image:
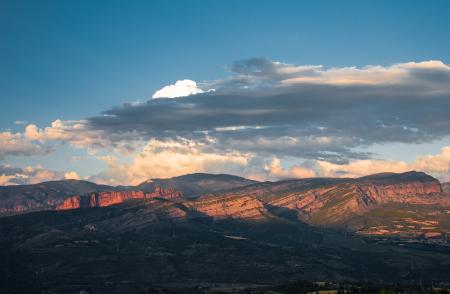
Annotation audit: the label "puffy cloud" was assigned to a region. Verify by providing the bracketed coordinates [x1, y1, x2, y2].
[24, 120, 138, 153]
[264, 158, 317, 179]
[0, 130, 50, 159]
[92, 138, 251, 185]
[64, 171, 80, 180]
[25, 120, 102, 148]
[152, 79, 205, 99]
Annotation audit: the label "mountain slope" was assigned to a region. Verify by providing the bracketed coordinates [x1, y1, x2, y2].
[136, 173, 257, 198]
[0, 173, 257, 216]
[1, 171, 449, 238]
[0, 180, 116, 216]
[195, 171, 450, 237]
[1, 198, 450, 293]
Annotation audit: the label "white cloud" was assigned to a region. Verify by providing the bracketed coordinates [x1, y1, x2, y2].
[152, 79, 204, 99]
[265, 158, 317, 179]
[64, 171, 80, 180]
[24, 120, 116, 152]
[92, 138, 251, 185]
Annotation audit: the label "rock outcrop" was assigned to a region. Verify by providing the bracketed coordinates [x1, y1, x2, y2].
[357, 171, 442, 201]
[188, 195, 267, 220]
[0, 173, 256, 216]
[0, 180, 116, 216]
[262, 172, 447, 224]
[56, 186, 182, 210]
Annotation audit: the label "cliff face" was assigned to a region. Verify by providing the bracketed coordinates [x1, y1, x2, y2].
[3, 171, 449, 235]
[2, 171, 449, 238]
[188, 195, 267, 220]
[264, 173, 446, 225]
[358, 181, 442, 204]
[56, 186, 182, 210]
[0, 180, 115, 216]
[52, 171, 448, 222]
[0, 173, 257, 216]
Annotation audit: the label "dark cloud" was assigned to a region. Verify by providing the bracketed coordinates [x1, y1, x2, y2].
[0, 165, 23, 176]
[0, 164, 62, 185]
[86, 59, 450, 162]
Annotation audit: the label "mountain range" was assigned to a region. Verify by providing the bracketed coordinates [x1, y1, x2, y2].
[1, 171, 450, 293]
[1, 171, 449, 238]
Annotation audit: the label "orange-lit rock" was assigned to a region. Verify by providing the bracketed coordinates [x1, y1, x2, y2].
[56, 195, 81, 210]
[189, 195, 267, 220]
[56, 186, 182, 210]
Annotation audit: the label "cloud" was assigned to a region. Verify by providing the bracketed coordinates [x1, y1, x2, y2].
[25, 120, 100, 148]
[23, 120, 140, 154]
[152, 79, 205, 99]
[265, 158, 317, 179]
[91, 138, 251, 185]
[272, 146, 450, 182]
[64, 171, 80, 180]
[88, 59, 450, 164]
[0, 164, 64, 185]
[0, 130, 50, 159]
[219, 58, 450, 88]
[3, 59, 450, 183]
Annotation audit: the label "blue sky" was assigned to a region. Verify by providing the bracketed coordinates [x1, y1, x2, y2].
[1, 0, 450, 184]
[2, 0, 450, 128]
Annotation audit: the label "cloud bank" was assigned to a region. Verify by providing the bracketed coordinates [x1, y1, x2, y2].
[89, 59, 450, 162]
[2, 59, 450, 184]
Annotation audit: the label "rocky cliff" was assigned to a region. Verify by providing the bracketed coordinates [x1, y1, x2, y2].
[56, 186, 181, 210]
[0, 180, 116, 216]
[0, 173, 256, 216]
[188, 195, 267, 220]
[2, 171, 449, 238]
[263, 172, 446, 225]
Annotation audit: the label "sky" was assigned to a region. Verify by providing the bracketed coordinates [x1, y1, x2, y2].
[1, 0, 450, 185]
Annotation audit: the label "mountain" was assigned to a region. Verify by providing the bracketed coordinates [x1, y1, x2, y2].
[1, 171, 450, 292]
[0, 173, 257, 216]
[135, 173, 257, 198]
[55, 188, 182, 210]
[1, 194, 450, 293]
[205, 171, 450, 237]
[1, 171, 449, 238]
[0, 180, 116, 216]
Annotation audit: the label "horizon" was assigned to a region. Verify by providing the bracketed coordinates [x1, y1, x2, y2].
[1, 0, 450, 186]
[1, 169, 447, 187]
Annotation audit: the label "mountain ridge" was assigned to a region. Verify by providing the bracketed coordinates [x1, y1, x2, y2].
[0, 172, 256, 216]
[1, 171, 450, 292]
[1, 170, 448, 239]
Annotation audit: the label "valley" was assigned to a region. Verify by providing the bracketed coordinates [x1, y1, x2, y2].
[1, 171, 450, 292]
